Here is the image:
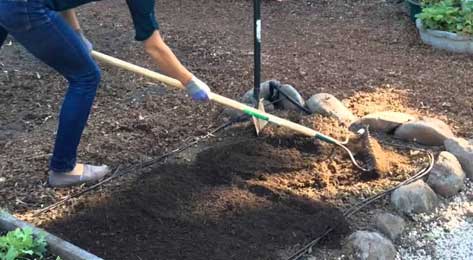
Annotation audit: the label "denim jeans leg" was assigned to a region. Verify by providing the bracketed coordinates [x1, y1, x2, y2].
[0, 25, 7, 48]
[0, 1, 101, 172]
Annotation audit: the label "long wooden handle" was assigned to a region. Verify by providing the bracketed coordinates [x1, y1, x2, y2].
[91, 50, 332, 139]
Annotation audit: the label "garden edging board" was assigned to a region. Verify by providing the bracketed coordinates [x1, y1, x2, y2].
[416, 19, 473, 54]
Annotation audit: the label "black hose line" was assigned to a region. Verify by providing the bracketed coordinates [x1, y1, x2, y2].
[268, 81, 312, 115]
[286, 150, 435, 260]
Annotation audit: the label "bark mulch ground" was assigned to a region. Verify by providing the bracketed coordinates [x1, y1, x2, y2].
[1, 0, 472, 259]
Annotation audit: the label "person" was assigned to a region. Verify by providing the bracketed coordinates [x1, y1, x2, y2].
[60, 10, 93, 51]
[0, 0, 212, 187]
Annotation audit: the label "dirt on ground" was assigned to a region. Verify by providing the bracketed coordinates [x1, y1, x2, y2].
[1, 0, 472, 259]
[43, 115, 427, 260]
[45, 137, 348, 260]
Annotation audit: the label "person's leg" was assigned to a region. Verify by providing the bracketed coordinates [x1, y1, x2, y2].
[0, 25, 7, 48]
[0, 0, 109, 185]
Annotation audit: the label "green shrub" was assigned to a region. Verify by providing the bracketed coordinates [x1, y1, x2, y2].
[417, 0, 473, 35]
[0, 227, 47, 260]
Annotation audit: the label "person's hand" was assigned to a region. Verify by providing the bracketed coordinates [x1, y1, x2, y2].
[185, 76, 211, 102]
[75, 29, 92, 52]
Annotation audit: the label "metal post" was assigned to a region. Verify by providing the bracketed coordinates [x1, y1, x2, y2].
[253, 0, 261, 101]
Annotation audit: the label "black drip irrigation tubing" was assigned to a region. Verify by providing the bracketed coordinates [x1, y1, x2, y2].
[33, 97, 280, 216]
[269, 81, 312, 115]
[35, 98, 285, 216]
[34, 120, 234, 216]
[286, 149, 435, 260]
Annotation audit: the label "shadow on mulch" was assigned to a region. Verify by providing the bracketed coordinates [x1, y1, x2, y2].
[45, 139, 349, 260]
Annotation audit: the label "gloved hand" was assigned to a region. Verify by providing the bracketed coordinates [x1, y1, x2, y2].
[75, 29, 93, 52]
[185, 76, 211, 102]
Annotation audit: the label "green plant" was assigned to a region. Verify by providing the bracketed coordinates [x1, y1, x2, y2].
[417, 2, 462, 32]
[417, 0, 473, 35]
[0, 227, 47, 260]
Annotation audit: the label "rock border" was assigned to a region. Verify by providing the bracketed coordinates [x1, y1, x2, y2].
[219, 81, 358, 126]
[223, 87, 470, 260]
[344, 135, 473, 259]
[0, 211, 103, 260]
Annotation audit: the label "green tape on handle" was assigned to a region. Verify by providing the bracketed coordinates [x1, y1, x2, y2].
[243, 109, 269, 121]
[315, 133, 337, 144]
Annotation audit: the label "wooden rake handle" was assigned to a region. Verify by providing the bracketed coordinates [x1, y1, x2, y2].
[91, 50, 332, 140]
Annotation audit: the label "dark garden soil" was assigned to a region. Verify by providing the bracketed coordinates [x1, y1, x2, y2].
[43, 117, 424, 260]
[45, 137, 348, 260]
[1, 0, 472, 259]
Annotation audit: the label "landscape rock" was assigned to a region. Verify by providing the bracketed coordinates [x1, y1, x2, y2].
[391, 180, 439, 214]
[241, 80, 280, 104]
[394, 117, 454, 146]
[344, 231, 396, 260]
[445, 138, 473, 179]
[306, 93, 357, 125]
[427, 151, 466, 197]
[276, 84, 305, 111]
[374, 212, 406, 240]
[351, 111, 416, 133]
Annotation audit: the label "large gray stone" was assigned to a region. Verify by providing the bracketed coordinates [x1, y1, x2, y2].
[276, 84, 305, 111]
[344, 231, 396, 260]
[374, 213, 406, 241]
[306, 93, 357, 125]
[427, 151, 466, 197]
[391, 180, 438, 214]
[352, 111, 416, 133]
[394, 117, 454, 146]
[445, 138, 473, 179]
[241, 80, 279, 104]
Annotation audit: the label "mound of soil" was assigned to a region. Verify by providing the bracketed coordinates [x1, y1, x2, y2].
[45, 119, 423, 260]
[46, 142, 349, 260]
[195, 139, 308, 184]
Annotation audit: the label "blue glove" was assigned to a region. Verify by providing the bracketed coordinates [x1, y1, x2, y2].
[76, 29, 92, 52]
[185, 76, 211, 102]
[0, 26, 8, 49]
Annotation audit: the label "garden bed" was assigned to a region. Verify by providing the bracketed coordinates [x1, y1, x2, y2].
[0, 211, 102, 260]
[416, 19, 473, 53]
[415, 0, 473, 53]
[1, 0, 473, 259]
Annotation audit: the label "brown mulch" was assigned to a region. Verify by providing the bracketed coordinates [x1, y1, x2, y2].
[1, 0, 472, 259]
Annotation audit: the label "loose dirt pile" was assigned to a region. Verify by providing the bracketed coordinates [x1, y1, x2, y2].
[45, 139, 348, 260]
[44, 114, 423, 260]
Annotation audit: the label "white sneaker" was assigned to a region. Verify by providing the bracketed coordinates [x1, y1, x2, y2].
[48, 163, 110, 188]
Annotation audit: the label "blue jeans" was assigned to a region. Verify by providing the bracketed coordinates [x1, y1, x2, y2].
[0, 0, 101, 172]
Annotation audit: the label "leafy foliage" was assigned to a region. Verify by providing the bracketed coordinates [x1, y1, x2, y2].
[0, 228, 47, 260]
[417, 0, 473, 35]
